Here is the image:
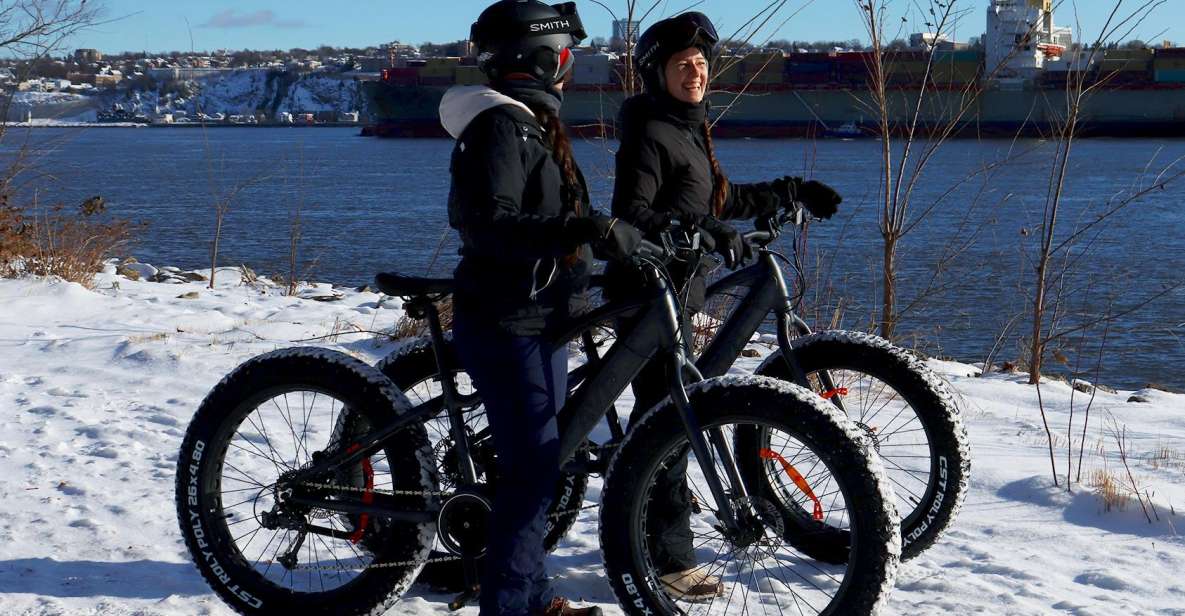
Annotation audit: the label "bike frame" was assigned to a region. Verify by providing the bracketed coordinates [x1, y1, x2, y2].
[277, 250, 753, 534]
[571, 242, 848, 443]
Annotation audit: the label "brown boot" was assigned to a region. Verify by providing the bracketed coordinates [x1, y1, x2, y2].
[659, 566, 724, 602]
[538, 597, 603, 616]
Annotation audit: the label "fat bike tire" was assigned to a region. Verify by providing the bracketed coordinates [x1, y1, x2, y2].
[175, 348, 437, 615]
[599, 376, 900, 616]
[747, 330, 970, 562]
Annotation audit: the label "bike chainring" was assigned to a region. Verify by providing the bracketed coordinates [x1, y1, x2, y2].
[437, 491, 493, 557]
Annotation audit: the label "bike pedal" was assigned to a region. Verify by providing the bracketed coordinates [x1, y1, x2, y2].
[448, 585, 480, 611]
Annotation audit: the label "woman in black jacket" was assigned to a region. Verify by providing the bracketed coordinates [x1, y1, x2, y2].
[610, 12, 844, 601]
[444, 2, 637, 615]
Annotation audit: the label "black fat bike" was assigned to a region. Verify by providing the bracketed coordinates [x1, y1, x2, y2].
[379, 210, 969, 578]
[175, 228, 902, 616]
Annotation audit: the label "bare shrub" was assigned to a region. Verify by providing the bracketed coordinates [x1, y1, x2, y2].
[0, 196, 140, 286]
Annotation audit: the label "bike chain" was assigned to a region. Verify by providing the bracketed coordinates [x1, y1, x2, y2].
[282, 480, 598, 573]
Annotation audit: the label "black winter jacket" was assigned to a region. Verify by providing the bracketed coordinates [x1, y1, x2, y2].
[443, 85, 594, 335]
[609, 94, 790, 311]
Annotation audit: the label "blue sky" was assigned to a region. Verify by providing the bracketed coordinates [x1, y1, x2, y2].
[72, 1, 1180, 54]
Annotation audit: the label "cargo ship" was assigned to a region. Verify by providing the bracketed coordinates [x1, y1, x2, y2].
[362, 0, 1185, 139]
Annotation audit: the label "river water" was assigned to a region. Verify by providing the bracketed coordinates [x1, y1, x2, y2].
[2, 127, 1182, 389]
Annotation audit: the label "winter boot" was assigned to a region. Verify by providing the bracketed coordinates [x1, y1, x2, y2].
[538, 597, 603, 616]
[659, 566, 724, 602]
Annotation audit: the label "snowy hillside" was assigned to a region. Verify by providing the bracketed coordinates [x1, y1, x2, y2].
[113, 70, 367, 119]
[0, 267, 1182, 616]
[6, 91, 98, 123]
[5, 70, 369, 123]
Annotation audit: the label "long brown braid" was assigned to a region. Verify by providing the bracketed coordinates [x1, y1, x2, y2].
[526, 102, 584, 267]
[701, 119, 729, 217]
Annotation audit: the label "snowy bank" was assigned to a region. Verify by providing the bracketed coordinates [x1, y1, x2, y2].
[0, 266, 1182, 615]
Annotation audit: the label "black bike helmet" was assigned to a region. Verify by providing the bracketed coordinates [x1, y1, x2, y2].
[471, 0, 587, 87]
[635, 11, 720, 93]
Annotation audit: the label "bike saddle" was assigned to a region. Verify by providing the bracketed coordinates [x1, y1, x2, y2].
[374, 272, 455, 297]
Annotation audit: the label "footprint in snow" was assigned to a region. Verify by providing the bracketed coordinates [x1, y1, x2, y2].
[146, 413, 181, 427]
[47, 387, 87, 398]
[1074, 571, 1131, 591]
[23, 376, 44, 386]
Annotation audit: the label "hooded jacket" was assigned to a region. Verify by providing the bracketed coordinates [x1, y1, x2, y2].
[442, 85, 594, 336]
[609, 94, 788, 311]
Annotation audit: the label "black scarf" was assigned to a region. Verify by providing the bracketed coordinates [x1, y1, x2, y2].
[493, 79, 563, 117]
[650, 93, 708, 129]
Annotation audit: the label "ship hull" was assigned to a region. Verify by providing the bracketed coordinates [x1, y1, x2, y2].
[363, 82, 1185, 139]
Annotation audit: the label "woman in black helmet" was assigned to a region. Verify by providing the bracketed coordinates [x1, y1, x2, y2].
[443, 2, 636, 615]
[609, 11, 844, 601]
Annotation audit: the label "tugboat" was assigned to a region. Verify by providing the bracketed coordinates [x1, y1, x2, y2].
[823, 120, 868, 139]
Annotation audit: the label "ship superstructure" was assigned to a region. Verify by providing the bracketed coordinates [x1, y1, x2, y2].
[985, 0, 1072, 79]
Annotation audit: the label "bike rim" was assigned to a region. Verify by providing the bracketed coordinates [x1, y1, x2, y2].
[803, 368, 936, 531]
[636, 418, 858, 615]
[207, 386, 394, 593]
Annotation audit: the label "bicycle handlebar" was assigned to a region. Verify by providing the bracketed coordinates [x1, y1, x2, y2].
[625, 202, 816, 264]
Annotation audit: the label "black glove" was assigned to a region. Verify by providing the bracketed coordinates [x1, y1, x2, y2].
[698, 217, 751, 269]
[578, 214, 643, 262]
[774, 176, 842, 220]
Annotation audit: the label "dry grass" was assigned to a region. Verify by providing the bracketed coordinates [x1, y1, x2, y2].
[0, 197, 140, 287]
[384, 297, 455, 342]
[1086, 468, 1131, 513]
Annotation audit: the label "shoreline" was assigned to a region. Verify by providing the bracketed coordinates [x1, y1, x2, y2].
[8, 122, 366, 129]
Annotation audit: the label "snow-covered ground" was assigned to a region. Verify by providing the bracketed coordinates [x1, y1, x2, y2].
[0, 266, 1181, 615]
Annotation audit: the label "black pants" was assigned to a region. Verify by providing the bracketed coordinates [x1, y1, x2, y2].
[454, 313, 567, 616]
[623, 327, 696, 575]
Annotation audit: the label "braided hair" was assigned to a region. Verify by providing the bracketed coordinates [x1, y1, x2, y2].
[525, 101, 585, 267]
[701, 119, 729, 217]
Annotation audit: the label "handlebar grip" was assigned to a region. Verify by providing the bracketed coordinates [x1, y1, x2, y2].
[743, 230, 773, 243]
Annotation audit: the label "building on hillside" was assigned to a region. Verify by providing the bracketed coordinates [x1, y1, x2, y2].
[910, 32, 952, 50]
[74, 48, 102, 63]
[612, 19, 640, 45]
[147, 67, 238, 81]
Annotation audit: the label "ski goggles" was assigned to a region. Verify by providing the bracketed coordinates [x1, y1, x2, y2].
[637, 12, 720, 69]
[665, 11, 720, 49]
[519, 2, 587, 43]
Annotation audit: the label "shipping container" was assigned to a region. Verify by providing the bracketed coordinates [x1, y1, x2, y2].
[713, 57, 744, 85]
[1104, 48, 1154, 60]
[785, 72, 832, 85]
[1156, 69, 1185, 83]
[1154, 58, 1185, 71]
[835, 52, 874, 64]
[418, 75, 455, 86]
[786, 60, 832, 74]
[455, 65, 487, 85]
[420, 57, 460, 78]
[571, 50, 612, 85]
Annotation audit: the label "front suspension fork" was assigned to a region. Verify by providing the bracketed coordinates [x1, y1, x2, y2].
[668, 351, 750, 533]
[775, 310, 848, 414]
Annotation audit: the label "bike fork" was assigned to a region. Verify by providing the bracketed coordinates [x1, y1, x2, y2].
[775, 311, 849, 413]
[669, 351, 749, 533]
